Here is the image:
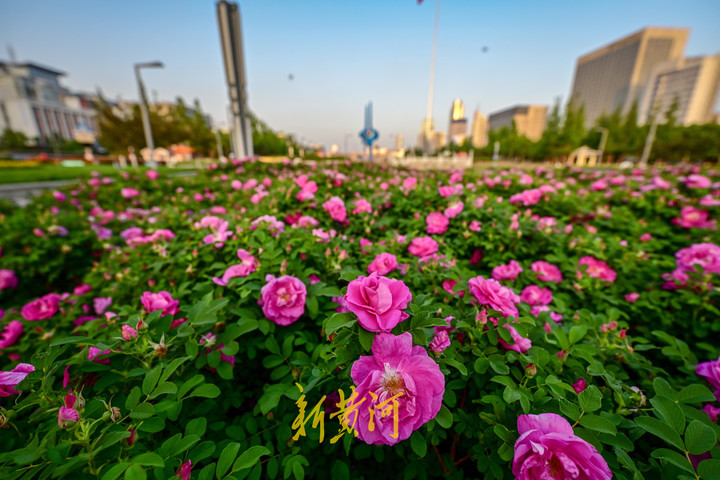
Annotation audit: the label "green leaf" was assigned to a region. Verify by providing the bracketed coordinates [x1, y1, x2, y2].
[489, 356, 509, 375]
[443, 358, 467, 376]
[189, 384, 221, 399]
[684, 420, 717, 455]
[259, 384, 287, 415]
[649, 395, 685, 435]
[435, 405, 453, 428]
[410, 431, 427, 457]
[231, 445, 270, 472]
[635, 416, 684, 450]
[578, 385, 602, 413]
[330, 460, 350, 480]
[554, 328, 569, 350]
[125, 386, 142, 410]
[186, 417, 207, 437]
[159, 356, 191, 384]
[677, 384, 716, 404]
[217, 442, 241, 478]
[322, 313, 356, 339]
[568, 325, 588, 344]
[148, 381, 178, 399]
[179, 374, 205, 398]
[124, 464, 146, 480]
[50, 336, 91, 347]
[650, 448, 695, 475]
[130, 403, 155, 420]
[579, 414, 617, 434]
[131, 452, 164, 467]
[358, 328, 375, 352]
[142, 364, 162, 396]
[698, 459, 720, 480]
[493, 424, 516, 444]
[101, 463, 129, 480]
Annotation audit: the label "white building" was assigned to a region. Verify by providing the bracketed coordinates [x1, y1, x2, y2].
[0, 61, 97, 143]
[471, 110, 488, 148]
[639, 53, 720, 125]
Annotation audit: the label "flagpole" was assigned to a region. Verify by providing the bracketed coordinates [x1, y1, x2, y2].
[423, 0, 440, 155]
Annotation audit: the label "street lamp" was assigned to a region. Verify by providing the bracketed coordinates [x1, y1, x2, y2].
[134, 61, 164, 168]
[595, 127, 609, 164]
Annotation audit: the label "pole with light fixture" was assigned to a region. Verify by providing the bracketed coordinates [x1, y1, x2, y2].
[134, 61, 164, 168]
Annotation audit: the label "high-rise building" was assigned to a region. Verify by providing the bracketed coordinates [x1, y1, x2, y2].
[395, 134, 404, 150]
[639, 53, 720, 125]
[471, 110, 488, 148]
[448, 99, 468, 145]
[488, 105, 547, 141]
[417, 118, 447, 152]
[569, 27, 689, 127]
[0, 61, 97, 142]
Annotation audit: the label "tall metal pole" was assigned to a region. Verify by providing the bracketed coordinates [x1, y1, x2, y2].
[596, 127, 608, 164]
[134, 62, 163, 168]
[639, 116, 658, 169]
[423, 0, 440, 155]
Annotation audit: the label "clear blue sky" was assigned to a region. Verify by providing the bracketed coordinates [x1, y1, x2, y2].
[1, 0, 719, 152]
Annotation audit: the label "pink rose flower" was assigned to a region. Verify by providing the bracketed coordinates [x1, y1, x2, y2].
[367, 253, 398, 276]
[141, 291, 180, 316]
[520, 285, 552, 306]
[512, 413, 612, 480]
[702, 404, 720, 423]
[122, 324, 138, 341]
[89, 347, 111, 364]
[347, 332, 445, 445]
[676, 243, 720, 274]
[402, 177, 417, 191]
[497, 323, 532, 353]
[426, 212, 449, 234]
[572, 378, 587, 393]
[673, 206, 716, 229]
[93, 297, 112, 315]
[625, 292, 639, 303]
[408, 236, 439, 257]
[258, 275, 307, 326]
[352, 199, 372, 215]
[0, 320, 23, 349]
[345, 272, 411, 333]
[212, 250, 259, 286]
[444, 201, 464, 219]
[176, 460, 192, 480]
[146, 170, 159, 180]
[58, 393, 80, 427]
[492, 260, 524, 282]
[0, 269, 18, 290]
[323, 196, 347, 223]
[577, 256, 617, 282]
[438, 185, 455, 197]
[468, 275, 519, 318]
[429, 330, 450, 353]
[0, 363, 35, 397]
[21, 293, 61, 321]
[696, 356, 720, 400]
[684, 174, 712, 188]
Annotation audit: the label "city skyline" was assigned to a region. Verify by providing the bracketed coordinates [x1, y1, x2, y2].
[1, 0, 719, 152]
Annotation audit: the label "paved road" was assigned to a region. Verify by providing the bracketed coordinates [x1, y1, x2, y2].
[0, 180, 74, 207]
[0, 170, 197, 207]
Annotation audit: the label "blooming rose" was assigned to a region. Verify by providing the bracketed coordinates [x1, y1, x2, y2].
[530, 261, 563, 283]
[367, 253, 398, 276]
[93, 297, 112, 315]
[348, 332, 445, 445]
[0, 320, 23, 349]
[696, 356, 720, 400]
[512, 413, 612, 480]
[212, 249, 259, 286]
[141, 291, 180, 316]
[577, 256, 617, 282]
[408, 236, 439, 257]
[497, 323, 532, 353]
[58, 394, 80, 428]
[444, 201, 464, 219]
[673, 206, 716, 229]
[684, 174, 712, 188]
[675, 243, 720, 274]
[468, 276, 519, 318]
[353, 199, 372, 215]
[520, 285, 552, 306]
[21, 293, 61, 321]
[89, 347, 111, 364]
[0, 269, 18, 290]
[122, 324, 138, 341]
[345, 272, 411, 332]
[258, 275, 307, 326]
[0, 363, 35, 397]
[492, 260, 524, 282]
[625, 292, 639, 303]
[426, 212, 449, 235]
[323, 196, 347, 223]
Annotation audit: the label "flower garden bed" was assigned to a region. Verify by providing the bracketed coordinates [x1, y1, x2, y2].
[0, 160, 719, 480]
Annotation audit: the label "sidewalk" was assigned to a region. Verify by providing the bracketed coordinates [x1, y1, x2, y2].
[0, 180, 74, 207]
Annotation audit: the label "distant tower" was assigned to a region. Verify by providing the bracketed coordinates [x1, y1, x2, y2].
[395, 134, 404, 150]
[448, 99, 468, 145]
[359, 102, 379, 161]
[471, 110, 488, 148]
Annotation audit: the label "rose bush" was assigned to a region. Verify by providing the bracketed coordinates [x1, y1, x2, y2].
[0, 159, 719, 479]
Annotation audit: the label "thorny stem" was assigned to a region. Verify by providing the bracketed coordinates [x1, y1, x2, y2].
[433, 444, 450, 475]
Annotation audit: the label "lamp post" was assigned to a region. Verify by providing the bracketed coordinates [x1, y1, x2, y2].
[134, 61, 164, 168]
[343, 133, 353, 158]
[595, 127, 609, 164]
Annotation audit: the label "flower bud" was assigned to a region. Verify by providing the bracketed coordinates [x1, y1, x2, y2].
[525, 364, 537, 377]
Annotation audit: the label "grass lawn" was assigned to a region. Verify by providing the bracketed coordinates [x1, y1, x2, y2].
[0, 161, 201, 184]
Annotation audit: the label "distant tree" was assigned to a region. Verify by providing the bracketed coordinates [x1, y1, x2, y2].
[0, 129, 29, 150]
